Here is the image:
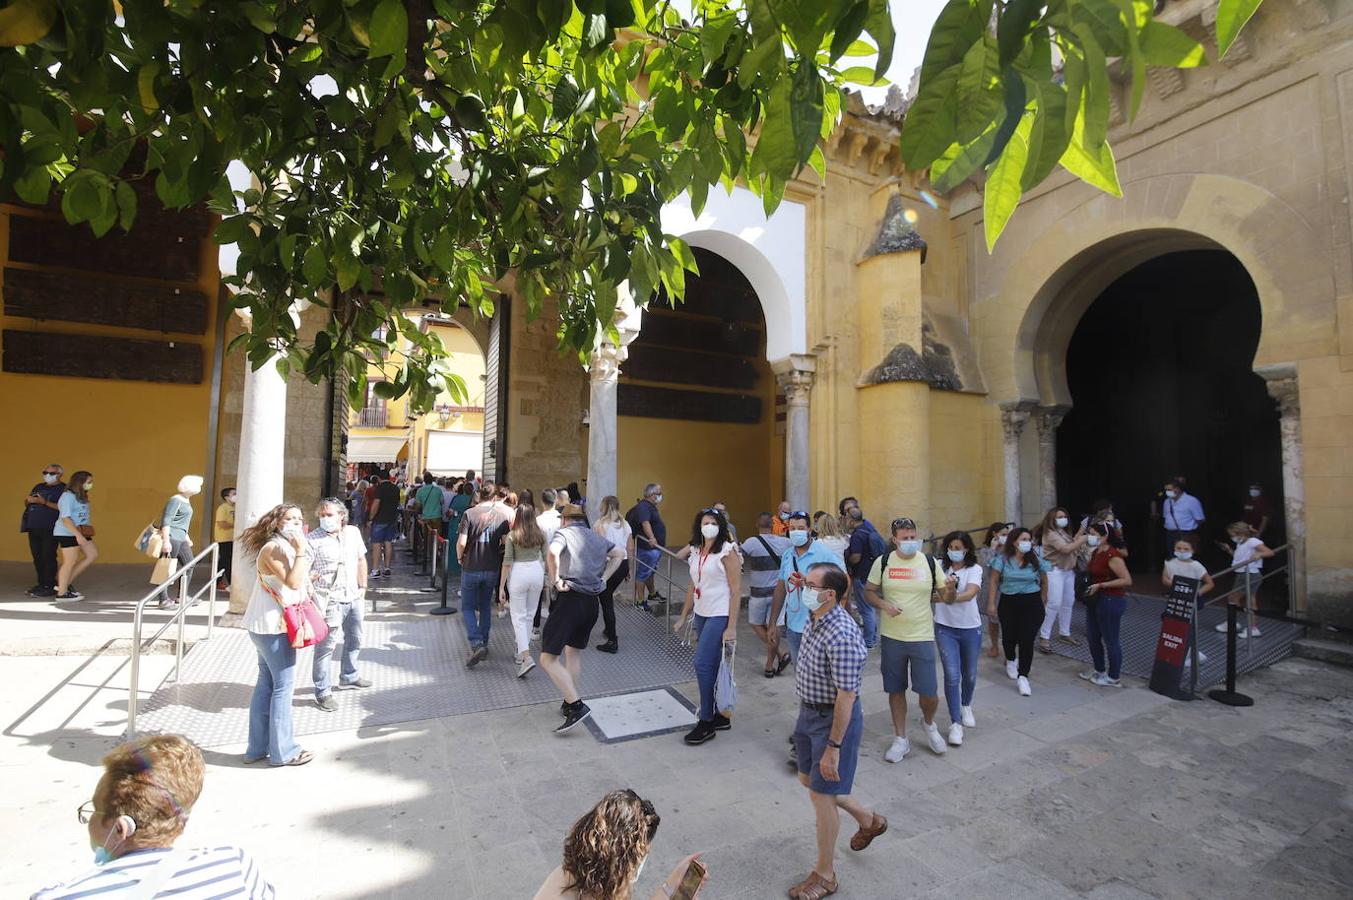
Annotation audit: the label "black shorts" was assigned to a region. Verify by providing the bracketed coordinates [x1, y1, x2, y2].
[540, 590, 600, 655]
[56, 535, 80, 549]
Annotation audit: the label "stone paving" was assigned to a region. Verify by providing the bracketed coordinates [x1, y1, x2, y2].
[1, 551, 1351, 899]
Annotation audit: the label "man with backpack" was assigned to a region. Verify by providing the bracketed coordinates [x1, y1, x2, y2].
[741, 512, 792, 678]
[841, 497, 886, 650]
[864, 517, 955, 763]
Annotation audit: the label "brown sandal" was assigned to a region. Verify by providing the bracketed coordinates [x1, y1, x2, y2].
[849, 812, 887, 851]
[788, 871, 838, 899]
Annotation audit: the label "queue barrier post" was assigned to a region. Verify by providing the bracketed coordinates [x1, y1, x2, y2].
[1207, 603, 1254, 707]
[430, 532, 458, 616]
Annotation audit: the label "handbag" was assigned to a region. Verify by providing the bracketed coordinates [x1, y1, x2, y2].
[134, 523, 164, 558]
[150, 555, 179, 585]
[714, 641, 737, 714]
[77, 524, 96, 538]
[260, 577, 329, 650]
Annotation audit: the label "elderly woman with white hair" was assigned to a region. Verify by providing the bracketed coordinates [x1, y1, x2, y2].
[157, 475, 204, 609]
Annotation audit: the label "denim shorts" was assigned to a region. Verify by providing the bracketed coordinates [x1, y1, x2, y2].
[370, 522, 398, 543]
[747, 592, 773, 625]
[793, 699, 864, 796]
[635, 548, 661, 582]
[880, 636, 938, 696]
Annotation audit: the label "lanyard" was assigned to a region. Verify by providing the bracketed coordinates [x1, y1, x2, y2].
[695, 547, 712, 598]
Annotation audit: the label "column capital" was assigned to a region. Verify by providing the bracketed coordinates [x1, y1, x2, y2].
[1033, 404, 1071, 439]
[1257, 365, 1300, 417]
[588, 343, 626, 384]
[774, 354, 817, 405]
[999, 400, 1034, 439]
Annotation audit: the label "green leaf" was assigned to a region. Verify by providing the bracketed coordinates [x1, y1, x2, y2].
[954, 36, 1001, 144]
[1020, 80, 1069, 190]
[863, 0, 896, 80]
[738, 37, 784, 90]
[137, 64, 159, 114]
[214, 215, 252, 245]
[918, 0, 989, 86]
[700, 13, 738, 65]
[1059, 104, 1122, 196]
[336, 254, 361, 292]
[0, 0, 56, 47]
[1139, 21, 1208, 68]
[241, 2, 277, 34]
[1112, 0, 1146, 120]
[828, 2, 870, 62]
[1072, 25, 1109, 151]
[997, 0, 1043, 67]
[1216, 0, 1262, 58]
[13, 165, 50, 205]
[839, 66, 886, 85]
[984, 103, 1035, 251]
[899, 63, 961, 169]
[303, 244, 328, 286]
[368, 0, 408, 59]
[789, 63, 825, 167]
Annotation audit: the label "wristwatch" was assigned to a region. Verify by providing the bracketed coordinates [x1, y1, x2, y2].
[826, 737, 842, 749]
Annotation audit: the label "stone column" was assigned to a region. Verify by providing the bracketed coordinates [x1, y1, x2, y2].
[585, 287, 641, 521]
[1033, 406, 1069, 513]
[1260, 367, 1305, 614]
[774, 355, 817, 513]
[228, 353, 288, 614]
[999, 402, 1032, 524]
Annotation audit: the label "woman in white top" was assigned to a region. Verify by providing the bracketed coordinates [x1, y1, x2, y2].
[1215, 522, 1274, 638]
[935, 531, 985, 746]
[1035, 506, 1089, 653]
[239, 504, 314, 767]
[593, 495, 634, 654]
[812, 511, 850, 558]
[1162, 536, 1216, 666]
[674, 508, 741, 746]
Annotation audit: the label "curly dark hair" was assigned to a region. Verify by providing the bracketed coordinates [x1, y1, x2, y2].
[560, 790, 659, 900]
[940, 530, 978, 571]
[687, 507, 730, 553]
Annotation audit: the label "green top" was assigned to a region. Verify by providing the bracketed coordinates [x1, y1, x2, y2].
[504, 535, 543, 565]
[160, 495, 193, 542]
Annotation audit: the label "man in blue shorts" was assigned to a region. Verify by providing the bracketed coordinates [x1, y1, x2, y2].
[788, 562, 886, 900]
[740, 512, 791, 677]
[625, 483, 666, 610]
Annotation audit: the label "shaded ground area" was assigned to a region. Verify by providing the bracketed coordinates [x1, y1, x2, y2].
[2, 549, 1349, 899]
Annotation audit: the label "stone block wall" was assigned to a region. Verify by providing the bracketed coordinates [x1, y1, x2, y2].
[504, 296, 587, 495]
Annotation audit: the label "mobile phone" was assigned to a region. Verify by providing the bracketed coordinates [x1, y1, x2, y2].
[670, 858, 706, 900]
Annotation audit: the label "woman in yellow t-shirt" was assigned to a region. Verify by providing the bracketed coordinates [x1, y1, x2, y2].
[213, 487, 236, 590]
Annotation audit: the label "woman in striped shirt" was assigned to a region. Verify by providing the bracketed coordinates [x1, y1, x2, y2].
[32, 734, 274, 899]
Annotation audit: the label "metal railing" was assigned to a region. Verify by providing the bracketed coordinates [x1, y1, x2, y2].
[633, 537, 692, 642]
[126, 543, 222, 738]
[1196, 542, 1293, 673]
[356, 407, 387, 427]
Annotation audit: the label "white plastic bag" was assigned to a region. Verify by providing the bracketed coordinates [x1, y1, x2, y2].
[715, 641, 737, 713]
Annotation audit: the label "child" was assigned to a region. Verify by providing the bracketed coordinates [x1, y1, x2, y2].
[1161, 537, 1215, 664]
[1214, 522, 1274, 638]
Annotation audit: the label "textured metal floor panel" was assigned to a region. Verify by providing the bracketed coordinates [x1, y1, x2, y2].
[137, 577, 696, 747]
[1048, 594, 1302, 690]
[582, 686, 697, 744]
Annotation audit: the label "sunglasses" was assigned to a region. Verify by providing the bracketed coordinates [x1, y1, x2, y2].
[890, 517, 917, 531]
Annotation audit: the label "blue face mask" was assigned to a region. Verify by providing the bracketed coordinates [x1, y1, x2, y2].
[898, 539, 921, 556]
[788, 529, 809, 547]
[947, 549, 965, 563]
[1175, 550, 1194, 561]
[801, 587, 824, 611]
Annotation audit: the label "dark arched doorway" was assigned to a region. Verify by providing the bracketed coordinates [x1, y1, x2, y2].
[1055, 250, 1283, 573]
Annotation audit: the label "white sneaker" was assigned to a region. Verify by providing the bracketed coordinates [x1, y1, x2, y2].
[1090, 672, 1123, 688]
[884, 736, 911, 763]
[1006, 660, 1018, 679]
[1215, 621, 1237, 633]
[516, 656, 536, 678]
[924, 722, 947, 755]
[1017, 676, 1032, 697]
[1245, 626, 1262, 639]
[960, 706, 975, 728]
[947, 722, 964, 746]
[1182, 650, 1208, 669]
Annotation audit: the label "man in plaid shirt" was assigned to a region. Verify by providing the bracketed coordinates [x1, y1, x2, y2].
[787, 562, 887, 900]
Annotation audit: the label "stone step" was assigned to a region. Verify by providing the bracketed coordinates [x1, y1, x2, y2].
[1292, 637, 1353, 668]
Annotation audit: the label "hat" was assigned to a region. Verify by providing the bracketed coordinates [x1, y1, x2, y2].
[560, 504, 587, 519]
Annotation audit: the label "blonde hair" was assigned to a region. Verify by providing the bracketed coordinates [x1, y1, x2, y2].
[813, 512, 843, 539]
[239, 504, 301, 557]
[1227, 521, 1257, 539]
[596, 495, 624, 526]
[95, 735, 204, 846]
[177, 475, 204, 495]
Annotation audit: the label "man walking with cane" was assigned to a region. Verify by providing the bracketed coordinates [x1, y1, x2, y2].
[787, 562, 887, 900]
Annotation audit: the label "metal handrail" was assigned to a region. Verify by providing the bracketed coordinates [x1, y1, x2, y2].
[126, 542, 221, 738]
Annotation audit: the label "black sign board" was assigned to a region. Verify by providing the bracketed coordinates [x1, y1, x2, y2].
[1149, 576, 1198, 700]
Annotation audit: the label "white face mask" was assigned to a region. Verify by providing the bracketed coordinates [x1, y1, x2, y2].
[84, 481, 93, 491]
[1231, 535, 1244, 544]
[1055, 517, 1069, 529]
[319, 515, 343, 533]
[1165, 490, 1177, 500]
[700, 523, 719, 540]
[653, 494, 663, 504]
[1016, 540, 1033, 554]
[42, 473, 58, 485]
[282, 523, 304, 540]
[1086, 535, 1101, 548]
[1175, 550, 1193, 561]
[801, 587, 824, 611]
[993, 534, 1007, 547]
[897, 539, 921, 556]
[1249, 489, 1261, 498]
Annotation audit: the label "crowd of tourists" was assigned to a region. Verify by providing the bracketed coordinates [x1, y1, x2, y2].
[22, 463, 1281, 900]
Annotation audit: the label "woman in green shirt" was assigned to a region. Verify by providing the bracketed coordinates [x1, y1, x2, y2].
[500, 502, 546, 678]
[157, 475, 203, 609]
[443, 481, 473, 576]
[985, 526, 1051, 697]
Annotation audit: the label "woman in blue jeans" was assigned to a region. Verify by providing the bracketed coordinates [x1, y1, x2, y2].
[239, 504, 315, 766]
[934, 531, 985, 746]
[674, 508, 741, 746]
[1079, 523, 1133, 688]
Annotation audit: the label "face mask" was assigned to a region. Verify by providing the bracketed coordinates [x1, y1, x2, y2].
[898, 539, 921, 556]
[1016, 540, 1033, 554]
[93, 824, 124, 866]
[227, 495, 237, 505]
[282, 523, 304, 540]
[1165, 490, 1177, 500]
[993, 534, 1007, 547]
[1231, 535, 1243, 544]
[1175, 550, 1193, 561]
[947, 549, 965, 563]
[1086, 535, 1101, 548]
[653, 494, 663, 504]
[1055, 517, 1069, 529]
[320, 515, 342, 533]
[43, 473, 58, 484]
[800, 587, 824, 611]
[788, 529, 809, 547]
[1249, 489, 1261, 498]
[779, 512, 790, 520]
[700, 523, 719, 540]
[84, 482, 93, 491]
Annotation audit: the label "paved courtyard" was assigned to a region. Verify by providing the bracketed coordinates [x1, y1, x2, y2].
[1, 556, 1351, 899]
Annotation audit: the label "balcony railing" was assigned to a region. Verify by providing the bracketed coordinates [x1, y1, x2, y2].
[356, 407, 387, 428]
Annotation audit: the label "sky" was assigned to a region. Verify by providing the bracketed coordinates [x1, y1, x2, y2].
[861, 0, 949, 103]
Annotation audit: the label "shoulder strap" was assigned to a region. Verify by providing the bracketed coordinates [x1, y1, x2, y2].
[754, 535, 781, 563]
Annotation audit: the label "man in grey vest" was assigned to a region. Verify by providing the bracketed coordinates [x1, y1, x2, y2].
[542, 504, 625, 734]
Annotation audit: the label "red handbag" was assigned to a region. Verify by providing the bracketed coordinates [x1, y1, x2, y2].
[261, 580, 329, 649]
